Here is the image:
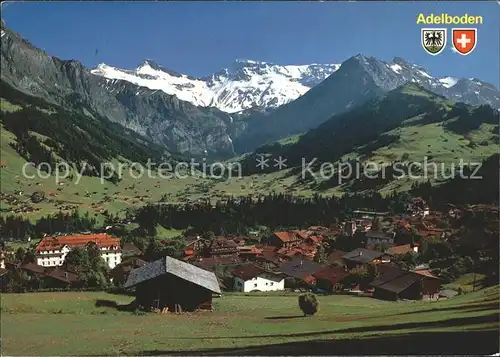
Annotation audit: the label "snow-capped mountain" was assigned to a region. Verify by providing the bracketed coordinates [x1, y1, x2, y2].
[91, 59, 341, 113]
[234, 54, 500, 152]
[376, 57, 499, 108]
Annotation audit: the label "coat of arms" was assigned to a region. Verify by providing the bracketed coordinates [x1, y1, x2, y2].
[421, 28, 447, 56]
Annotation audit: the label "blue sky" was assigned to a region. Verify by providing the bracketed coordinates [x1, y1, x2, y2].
[2, 1, 499, 86]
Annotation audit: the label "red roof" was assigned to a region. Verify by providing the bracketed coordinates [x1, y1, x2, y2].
[388, 244, 416, 255]
[231, 264, 265, 281]
[273, 230, 308, 242]
[273, 231, 296, 242]
[35, 233, 121, 252]
[313, 266, 350, 284]
[413, 269, 439, 279]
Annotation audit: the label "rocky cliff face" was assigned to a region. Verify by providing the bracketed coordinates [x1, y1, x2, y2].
[1, 26, 239, 157]
[2, 24, 499, 159]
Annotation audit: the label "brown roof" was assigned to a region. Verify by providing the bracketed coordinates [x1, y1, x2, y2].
[273, 232, 296, 242]
[231, 264, 265, 281]
[387, 244, 415, 255]
[20, 263, 46, 275]
[45, 267, 79, 283]
[313, 266, 350, 285]
[122, 243, 142, 255]
[327, 250, 346, 265]
[193, 254, 243, 272]
[413, 269, 439, 279]
[211, 238, 238, 249]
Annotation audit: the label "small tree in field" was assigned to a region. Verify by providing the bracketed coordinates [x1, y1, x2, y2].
[298, 293, 319, 316]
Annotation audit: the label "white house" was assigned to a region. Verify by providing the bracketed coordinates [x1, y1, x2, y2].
[232, 264, 285, 292]
[35, 233, 122, 269]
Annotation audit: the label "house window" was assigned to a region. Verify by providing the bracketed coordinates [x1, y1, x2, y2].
[270, 282, 273, 286]
[254, 283, 257, 288]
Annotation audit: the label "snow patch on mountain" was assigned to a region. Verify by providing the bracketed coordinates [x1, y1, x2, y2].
[439, 77, 459, 88]
[91, 59, 340, 113]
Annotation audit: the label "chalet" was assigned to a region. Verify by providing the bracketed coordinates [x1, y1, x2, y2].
[237, 245, 262, 260]
[193, 254, 243, 272]
[20, 263, 46, 279]
[304, 235, 323, 245]
[277, 247, 307, 260]
[231, 264, 285, 292]
[185, 236, 205, 253]
[207, 237, 238, 256]
[278, 257, 325, 287]
[342, 248, 387, 269]
[365, 231, 395, 246]
[370, 267, 441, 301]
[124, 256, 221, 313]
[44, 267, 79, 288]
[110, 257, 147, 286]
[313, 266, 350, 293]
[265, 231, 307, 248]
[35, 233, 122, 269]
[122, 243, 142, 257]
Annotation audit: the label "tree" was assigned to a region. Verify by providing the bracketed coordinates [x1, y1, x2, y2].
[31, 191, 45, 203]
[144, 239, 165, 261]
[203, 231, 216, 241]
[65, 247, 91, 268]
[23, 250, 37, 264]
[298, 293, 319, 316]
[314, 245, 327, 264]
[371, 217, 381, 231]
[15, 247, 26, 263]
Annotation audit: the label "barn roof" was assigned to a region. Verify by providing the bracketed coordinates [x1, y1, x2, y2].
[343, 248, 384, 264]
[124, 256, 221, 294]
[370, 268, 428, 294]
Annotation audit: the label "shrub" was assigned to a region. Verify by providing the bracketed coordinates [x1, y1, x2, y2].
[298, 293, 319, 316]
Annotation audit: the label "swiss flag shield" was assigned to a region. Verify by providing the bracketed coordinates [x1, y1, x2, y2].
[452, 28, 477, 55]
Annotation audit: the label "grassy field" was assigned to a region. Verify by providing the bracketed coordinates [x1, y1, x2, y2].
[1, 96, 498, 222]
[1, 286, 498, 355]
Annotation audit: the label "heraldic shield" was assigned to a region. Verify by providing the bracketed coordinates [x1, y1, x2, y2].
[421, 28, 447, 56]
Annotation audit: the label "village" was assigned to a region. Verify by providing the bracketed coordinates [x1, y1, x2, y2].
[2, 196, 488, 314]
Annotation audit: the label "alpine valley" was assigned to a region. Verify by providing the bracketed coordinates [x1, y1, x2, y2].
[0, 23, 499, 219]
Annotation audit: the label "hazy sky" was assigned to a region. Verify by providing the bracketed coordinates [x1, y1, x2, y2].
[2, 1, 499, 85]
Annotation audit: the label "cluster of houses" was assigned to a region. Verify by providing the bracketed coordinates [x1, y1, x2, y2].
[0, 233, 138, 290]
[1, 201, 454, 312]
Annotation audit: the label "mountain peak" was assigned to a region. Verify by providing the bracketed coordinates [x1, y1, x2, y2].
[138, 59, 163, 70]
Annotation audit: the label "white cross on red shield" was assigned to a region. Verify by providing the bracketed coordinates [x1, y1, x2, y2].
[452, 28, 477, 56]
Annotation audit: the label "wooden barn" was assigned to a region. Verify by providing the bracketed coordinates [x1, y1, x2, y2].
[124, 256, 221, 313]
[369, 267, 441, 301]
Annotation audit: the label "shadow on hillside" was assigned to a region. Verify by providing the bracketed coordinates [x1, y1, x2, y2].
[95, 299, 137, 311]
[137, 330, 499, 355]
[378, 301, 500, 318]
[265, 315, 304, 320]
[134, 313, 498, 342]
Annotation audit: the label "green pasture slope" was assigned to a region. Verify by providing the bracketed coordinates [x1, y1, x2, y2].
[1, 286, 498, 355]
